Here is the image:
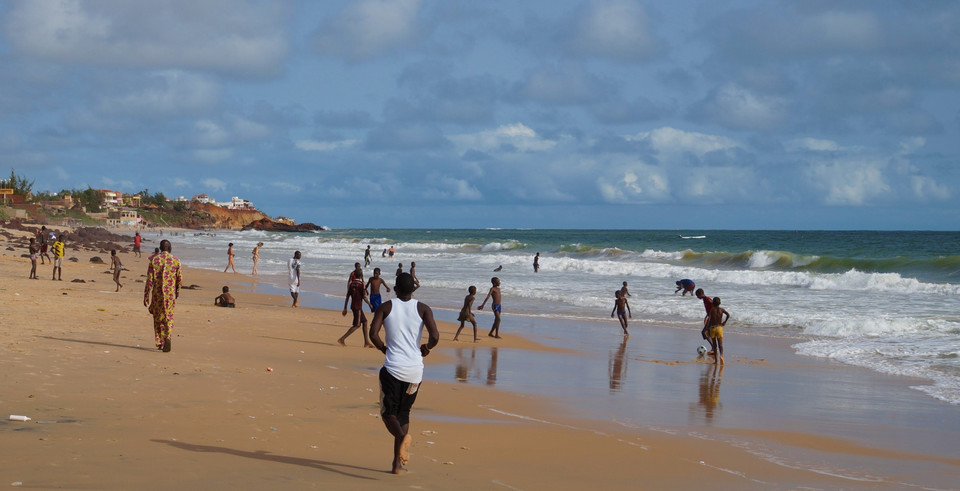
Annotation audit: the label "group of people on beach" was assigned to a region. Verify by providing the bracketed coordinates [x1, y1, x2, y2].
[27, 226, 65, 281]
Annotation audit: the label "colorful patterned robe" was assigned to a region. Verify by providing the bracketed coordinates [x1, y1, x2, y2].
[144, 251, 182, 347]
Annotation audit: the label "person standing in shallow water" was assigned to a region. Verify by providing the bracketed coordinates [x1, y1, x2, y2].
[533, 252, 540, 273]
[478, 277, 503, 338]
[252, 242, 263, 275]
[288, 251, 301, 307]
[369, 273, 440, 474]
[143, 239, 181, 352]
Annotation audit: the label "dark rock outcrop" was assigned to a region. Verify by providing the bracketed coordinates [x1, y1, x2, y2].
[241, 218, 325, 232]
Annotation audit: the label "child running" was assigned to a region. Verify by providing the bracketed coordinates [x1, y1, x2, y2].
[706, 297, 730, 365]
[453, 286, 478, 342]
[339, 269, 374, 347]
[366, 267, 391, 312]
[610, 290, 632, 336]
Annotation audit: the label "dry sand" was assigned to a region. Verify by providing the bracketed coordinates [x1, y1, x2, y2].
[1, 226, 957, 490]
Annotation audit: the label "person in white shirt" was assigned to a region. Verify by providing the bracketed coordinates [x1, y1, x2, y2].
[369, 272, 439, 474]
[288, 251, 301, 307]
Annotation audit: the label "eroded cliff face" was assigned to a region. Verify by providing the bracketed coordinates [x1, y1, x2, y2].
[188, 203, 269, 229]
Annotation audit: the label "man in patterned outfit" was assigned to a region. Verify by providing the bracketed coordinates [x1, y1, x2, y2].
[143, 239, 182, 352]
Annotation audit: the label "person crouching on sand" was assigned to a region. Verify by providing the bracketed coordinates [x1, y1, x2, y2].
[369, 272, 440, 474]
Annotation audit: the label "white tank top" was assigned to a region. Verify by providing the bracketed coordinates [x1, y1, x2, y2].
[383, 299, 425, 383]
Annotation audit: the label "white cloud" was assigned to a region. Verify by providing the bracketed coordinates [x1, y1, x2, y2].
[693, 84, 789, 130]
[568, 0, 657, 61]
[449, 123, 558, 153]
[804, 160, 890, 205]
[628, 127, 739, 160]
[296, 139, 359, 152]
[787, 138, 841, 152]
[313, 0, 422, 61]
[96, 71, 219, 118]
[202, 178, 227, 192]
[173, 178, 190, 187]
[598, 164, 670, 203]
[6, 0, 289, 76]
[910, 176, 950, 201]
[429, 176, 482, 200]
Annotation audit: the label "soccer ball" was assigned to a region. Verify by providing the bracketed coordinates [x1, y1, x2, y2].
[697, 345, 707, 356]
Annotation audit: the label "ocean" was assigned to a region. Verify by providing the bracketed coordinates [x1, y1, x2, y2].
[164, 228, 960, 405]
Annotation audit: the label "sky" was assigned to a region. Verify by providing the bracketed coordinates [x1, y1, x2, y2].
[0, 0, 958, 230]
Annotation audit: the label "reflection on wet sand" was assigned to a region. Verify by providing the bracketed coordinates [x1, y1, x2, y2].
[690, 363, 724, 424]
[453, 346, 499, 386]
[608, 337, 628, 393]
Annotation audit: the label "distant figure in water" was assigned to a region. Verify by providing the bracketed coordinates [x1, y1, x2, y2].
[533, 252, 540, 273]
[675, 279, 695, 296]
[620, 281, 631, 297]
[252, 242, 263, 275]
[388, 245, 395, 258]
[493, 265, 502, 272]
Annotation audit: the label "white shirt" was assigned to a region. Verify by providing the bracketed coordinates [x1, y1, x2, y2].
[383, 299, 425, 384]
[287, 258, 301, 287]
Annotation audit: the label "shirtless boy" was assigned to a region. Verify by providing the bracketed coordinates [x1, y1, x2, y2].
[215, 286, 236, 307]
[610, 290, 631, 336]
[453, 286, 478, 342]
[410, 261, 420, 291]
[706, 297, 730, 365]
[110, 249, 123, 292]
[478, 277, 502, 338]
[366, 267, 391, 312]
[28, 238, 38, 279]
[620, 281, 631, 297]
[339, 270, 374, 347]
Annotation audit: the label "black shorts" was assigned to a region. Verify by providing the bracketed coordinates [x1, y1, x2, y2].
[379, 367, 419, 426]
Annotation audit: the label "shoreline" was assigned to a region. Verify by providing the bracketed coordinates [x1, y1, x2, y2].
[1, 225, 958, 489]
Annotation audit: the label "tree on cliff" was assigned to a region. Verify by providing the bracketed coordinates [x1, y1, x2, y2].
[71, 187, 105, 212]
[3, 169, 34, 197]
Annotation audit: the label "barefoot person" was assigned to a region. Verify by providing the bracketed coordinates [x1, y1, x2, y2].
[706, 297, 730, 365]
[366, 267, 391, 312]
[478, 277, 502, 338]
[675, 278, 695, 296]
[51, 234, 65, 281]
[110, 249, 123, 292]
[339, 269, 373, 347]
[453, 286, 479, 342]
[224, 243, 237, 273]
[695, 288, 715, 353]
[368, 272, 440, 475]
[251, 242, 263, 275]
[288, 251, 302, 307]
[143, 239, 182, 353]
[133, 232, 142, 258]
[364, 245, 372, 267]
[610, 290, 631, 336]
[28, 237, 38, 279]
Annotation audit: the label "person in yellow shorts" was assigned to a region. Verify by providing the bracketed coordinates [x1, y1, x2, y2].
[706, 297, 730, 365]
[51, 234, 65, 281]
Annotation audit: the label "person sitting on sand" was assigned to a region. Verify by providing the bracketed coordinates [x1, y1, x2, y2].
[110, 249, 123, 292]
[453, 286, 479, 342]
[214, 286, 236, 308]
[611, 290, 631, 336]
[369, 272, 440, 475]
[478, 277, 503, 338]
[339, 269, 373, 347]
[675, 279, 695, 296]
[706, 297, 730, 365]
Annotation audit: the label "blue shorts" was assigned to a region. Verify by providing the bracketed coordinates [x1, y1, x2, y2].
[370, 293, 382, 312]
[492, 304, 501, 313]
[617, 311, 626, 318]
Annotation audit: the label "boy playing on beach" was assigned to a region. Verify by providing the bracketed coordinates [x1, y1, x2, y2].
[396, 262, 403, 279]
[410, 261, 420, 291]
[610, 290, 631, 336]
[706, 297, 730, 365]
[28, 237, 38, 279]
[339, 270, 374, 347]
[133, 232, 142, 258]
[478, 277, 502, 338]
[453, 286, 479, 342]
[366, 267, 391, 312]
[695, 288, 714, 348]
[620, 281, 631, 297]
[369, 272, 440, 475]
[110, 249, 123, 292]
[51, 234, 65, 281]
[675, 279, 696, 296]
[215, 286, 236, 307]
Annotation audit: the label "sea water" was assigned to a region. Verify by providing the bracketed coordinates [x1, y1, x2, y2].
[165, 228, 960, 405]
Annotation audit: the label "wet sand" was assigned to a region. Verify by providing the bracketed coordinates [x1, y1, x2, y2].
[1, 226, 958, 489]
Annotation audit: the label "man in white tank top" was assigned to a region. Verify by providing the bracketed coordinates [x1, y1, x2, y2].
[369, 272, 440, 474]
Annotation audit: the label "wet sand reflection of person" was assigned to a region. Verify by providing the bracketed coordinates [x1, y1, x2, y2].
[452, 347, 499, 386]
[692, 364, 724, 424]
[608, 338, 628, 393]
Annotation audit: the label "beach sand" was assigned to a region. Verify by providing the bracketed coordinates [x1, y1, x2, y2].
[1, 227, 958, 490]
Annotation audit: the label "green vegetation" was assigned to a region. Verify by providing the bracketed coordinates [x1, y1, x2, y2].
[70, 187, 105, 212]
[2, 169, 34, 196]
